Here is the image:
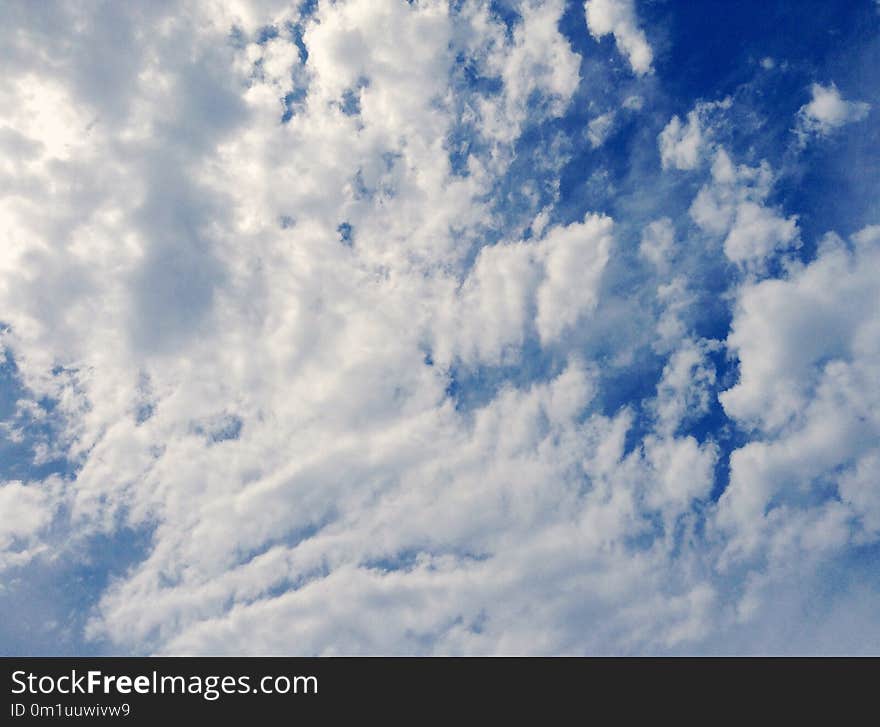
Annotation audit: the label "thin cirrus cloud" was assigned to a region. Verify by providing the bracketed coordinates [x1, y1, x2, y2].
[0, 0, 878, 655]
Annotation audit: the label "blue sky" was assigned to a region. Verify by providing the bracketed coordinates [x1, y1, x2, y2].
[1, 0, 879, 655]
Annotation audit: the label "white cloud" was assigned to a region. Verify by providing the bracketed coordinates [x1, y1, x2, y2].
[588, 110, 616, 147]
[659, 112, 703, 170]
[639, 217, 675, 271]
[658, 98, 731, 171]
[838, 453, 880, 538]
[436, 213, 613, 363]
[651, 338, 718, 436]
[535, 214, 614, 344]
[722, 201, 798, 265]
[797, 82, 870, 139]
[643, 434, 717, 518]
[1, 0, 656, 655]
[477, 0, 582, 145]
[689, 149, 800, 266]
[584, 0, 653, 75]
[1, 0, 877, 656]
[438, 239, 539, 366]
[718, 226, 880, 560]
[0, 479, 60, 570]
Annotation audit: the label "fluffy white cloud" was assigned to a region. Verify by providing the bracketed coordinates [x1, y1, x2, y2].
[78, 354, 724, 654]
[435, 213, 613, 364]
[658, 98, 731, 171]
[797, 82, 871, 140]
[584, 0, 653, 75]
[0, 479, 59, 570]
[651, 338, 718, 437]
[2, 0, 667, 655]
[723, 201, 799, 265]
[535, 214, 614, 344]
[659, 112, 703, 170]
[475, 0, 582, 145]
[689, 149, 799, 266]
[1, 0, 877, 656]
[438, 240, 539, 366]
[718, 227, 880, 561]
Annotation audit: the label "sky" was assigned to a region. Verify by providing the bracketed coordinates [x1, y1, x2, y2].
[0, 0, 878, 655]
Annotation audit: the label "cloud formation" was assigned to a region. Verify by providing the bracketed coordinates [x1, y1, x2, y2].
[797, 82, 871, 139]
[1, 0, 879, 655]
[584, 0, 653, 75]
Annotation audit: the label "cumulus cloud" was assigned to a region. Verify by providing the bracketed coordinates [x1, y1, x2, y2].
[658, 98, 731, 170]
[719, 227, 880, 560]
[688, 148, 800, 266]
[659, 112, 703, 170]
[2, 0, 653, 655]
[535, 214, 614, 344]
[436, 213, 613, 363]
[797, 82, 871, 140]
[1, 0, 878, 656]
[584, 0, 653, 75]
[0, 479, 59, 570]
